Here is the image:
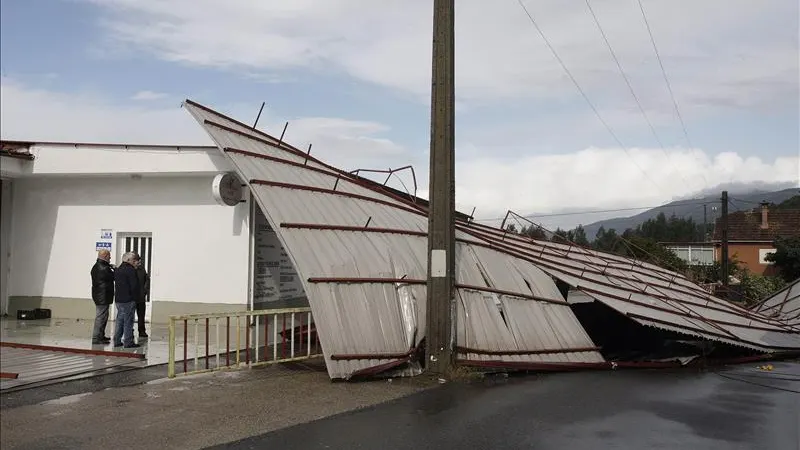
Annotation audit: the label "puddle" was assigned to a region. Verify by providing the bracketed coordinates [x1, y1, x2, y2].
[168, 386, 190, 391]
[145, 392, 161, 399]
[40, 392, 93, 406]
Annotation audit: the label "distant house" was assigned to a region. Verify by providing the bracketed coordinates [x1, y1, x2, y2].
[712, 202, 800, 276]
[661, 242, 715, 266]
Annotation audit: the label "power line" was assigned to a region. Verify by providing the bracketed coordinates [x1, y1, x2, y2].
[636, 0, 709, 190]
[583, 0, 692, 190]
[515, 0, 663, 193]
[475, 199, 717, 222]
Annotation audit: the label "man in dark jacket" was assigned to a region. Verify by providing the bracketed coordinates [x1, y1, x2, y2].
[113, 251, 141, 348]
[133, 254, 151, 338]
[90, 249, 114, 344]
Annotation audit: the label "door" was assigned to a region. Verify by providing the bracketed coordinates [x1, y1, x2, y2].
[116, 233, 153, 324]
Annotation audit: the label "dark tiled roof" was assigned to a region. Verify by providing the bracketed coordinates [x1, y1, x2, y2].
[713, 209, 800, 241]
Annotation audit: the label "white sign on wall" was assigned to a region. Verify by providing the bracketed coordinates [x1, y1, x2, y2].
[100, 229, 113, 240]
[252, 206, 306, 309]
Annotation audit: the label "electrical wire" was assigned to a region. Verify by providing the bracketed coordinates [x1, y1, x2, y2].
[636, 0, 708, 190]
[474, 199, 717, 222]
[584, 0, 692, 190]
[515, 0, 663, 193]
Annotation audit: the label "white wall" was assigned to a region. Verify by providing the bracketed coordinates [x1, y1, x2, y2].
[23, 144, 227, 176]
[0, 180, 13, 314]
[8, 175, 250, 305]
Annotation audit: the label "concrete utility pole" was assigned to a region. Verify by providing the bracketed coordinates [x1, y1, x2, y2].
[425, 0, 456, 374]
[720, 191, 729, 298]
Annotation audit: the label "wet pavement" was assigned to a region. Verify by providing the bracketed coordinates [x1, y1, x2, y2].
[1, 317, 167, 364]
[212, 361, 800, 450]
[1, 361, 435, 450]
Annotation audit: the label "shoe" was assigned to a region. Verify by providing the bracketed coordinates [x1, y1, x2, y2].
[138, 332, 149, 338]
[91, 339, 107, 345]
[123, 343, 141, 348]
[113, 342, 123, 347]
[102, 336, 111, 341]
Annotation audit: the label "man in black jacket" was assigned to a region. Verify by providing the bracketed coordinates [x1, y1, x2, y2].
[90, 249, 114, 344]
[133, 254, 150, 338]
[113, 251, 141, 348]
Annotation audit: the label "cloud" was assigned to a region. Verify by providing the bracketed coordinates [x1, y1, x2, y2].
[1, 77, 796, 230]
[452, 148, 799, 221]
[83, 0, 798, 114]
[0, 77, 411, 170]
[131, 90, 168, 101]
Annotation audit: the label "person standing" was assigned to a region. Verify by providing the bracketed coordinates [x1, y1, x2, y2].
[90, 249, 114, 344]
[133, 254, 150, 338]
[113, 251, 140, 348]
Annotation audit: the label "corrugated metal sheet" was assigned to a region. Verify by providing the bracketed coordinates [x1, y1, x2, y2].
[752, 279, 800, 327]
[0, 346, 141, 390]
[459, 222, 800, 352]
[183, 100, 605, 379]
[182, 99, 799, 378]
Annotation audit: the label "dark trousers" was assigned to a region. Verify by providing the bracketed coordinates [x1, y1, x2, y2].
[92, 304, 110, 340]
[135, 302, 147, 334]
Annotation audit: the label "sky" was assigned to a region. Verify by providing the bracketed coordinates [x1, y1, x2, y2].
[1, 0, 798, 230]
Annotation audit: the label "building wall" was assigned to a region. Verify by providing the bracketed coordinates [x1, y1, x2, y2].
[6, 175, 251, 322]
[716, 243, 777, 276]
[0, 179, 13, 315]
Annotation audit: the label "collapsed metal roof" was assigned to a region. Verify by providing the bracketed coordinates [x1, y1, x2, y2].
[752, 279, 800, 327]
[183, 99, 800, 379]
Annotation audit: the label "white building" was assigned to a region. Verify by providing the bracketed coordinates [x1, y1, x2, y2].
[0, 140, 307, 324]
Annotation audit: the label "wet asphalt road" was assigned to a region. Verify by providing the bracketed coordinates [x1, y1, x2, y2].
[211, 362, 800, 450]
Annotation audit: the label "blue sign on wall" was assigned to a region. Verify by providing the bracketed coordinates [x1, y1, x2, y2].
[96, 241, 112, 251]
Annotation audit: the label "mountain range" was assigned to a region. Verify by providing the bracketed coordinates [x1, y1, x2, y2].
[581, 186, 800, 240]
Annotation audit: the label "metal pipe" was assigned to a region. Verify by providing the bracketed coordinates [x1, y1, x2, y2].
[168, 319, 176, 378]
[194, 319, 199, 371]
[236, 315, 241, 365]
[205, 318, 209, 370]
[273, 313, 278, 361]
[255, 315, 260, 363]
[291, 313, 295, 358]
[183, 319, 188, 374]
[245, 316, 250, 365]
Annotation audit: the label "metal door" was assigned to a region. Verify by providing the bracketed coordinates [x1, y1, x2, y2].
[116, 233, 153, 324]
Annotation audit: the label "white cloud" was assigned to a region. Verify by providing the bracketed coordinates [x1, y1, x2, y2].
[0, 77, 409, 171]
[131, 90, 168, 101]
[83, 0, 798, 113]
[1, 77, 796, 230]
[452, 148, 799, 220]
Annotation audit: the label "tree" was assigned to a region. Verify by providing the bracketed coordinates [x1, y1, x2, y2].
[520, 225, 548, 240]
[593, 226, 619, 252]
[573, 225, 589, 246]
[616, 235, 687, 272]
[765, 236, 800, 282]
[738, 272, 787, 306]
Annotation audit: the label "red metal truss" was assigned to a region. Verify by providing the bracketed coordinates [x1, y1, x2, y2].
[455, 346, 601, 356]
[306, 276, 569, 306]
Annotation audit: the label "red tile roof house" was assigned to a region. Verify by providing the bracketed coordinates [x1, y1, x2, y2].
[712, 202, 800, 276]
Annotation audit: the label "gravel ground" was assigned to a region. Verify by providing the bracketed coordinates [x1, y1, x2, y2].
[1, 362, 437, 450]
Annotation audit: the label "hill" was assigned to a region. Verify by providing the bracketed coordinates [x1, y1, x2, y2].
[582, 187, 800, 240]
